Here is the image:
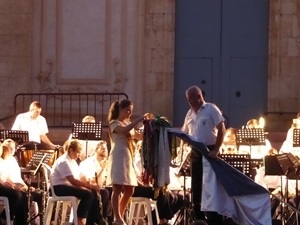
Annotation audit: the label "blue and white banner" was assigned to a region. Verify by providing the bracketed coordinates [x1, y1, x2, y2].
[167, 128, 272, 225]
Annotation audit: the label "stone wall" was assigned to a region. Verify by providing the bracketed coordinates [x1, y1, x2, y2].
[142, 0, 175, 120]
[0, 0, 33, 120]
[0, 0, 176, 129]
[0, 0, 300, 133]
[267, 0, 300, 131]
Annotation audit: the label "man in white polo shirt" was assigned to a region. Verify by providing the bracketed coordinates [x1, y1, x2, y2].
[12, 101, 57, 150]
[182, 86, 225, 225]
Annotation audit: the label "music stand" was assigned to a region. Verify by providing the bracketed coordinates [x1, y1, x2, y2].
[173, 147, 193, 225]
[220, 154, 251, 177]
[72, 122, 102, 157]
[0, 130, 29, 145]
[293, 128, 300, 147]
[21, 151, 50, 176]
[267, 153, 300, 212]
[236, 128, 266, 158]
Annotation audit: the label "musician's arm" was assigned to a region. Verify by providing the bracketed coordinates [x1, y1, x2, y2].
[40, 134, 56, 149]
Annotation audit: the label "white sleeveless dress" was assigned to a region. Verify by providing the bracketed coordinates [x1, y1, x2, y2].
[106, 120, 138, 186]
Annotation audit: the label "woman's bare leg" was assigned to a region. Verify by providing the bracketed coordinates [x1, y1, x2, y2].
[112, 184, 123, 221]
[120, 185, 135, 218]
[78, 217, 86, 225]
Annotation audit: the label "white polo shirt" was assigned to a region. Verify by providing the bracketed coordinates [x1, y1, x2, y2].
[12, 112, 49, 143]
[51, 153, 80, 186]
[79, 155, 104, 180]
[182, 102, 224, 145]
[0, 156, 24, 184]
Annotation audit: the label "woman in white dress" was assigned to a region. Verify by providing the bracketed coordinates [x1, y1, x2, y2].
[106, 99, 145, 225]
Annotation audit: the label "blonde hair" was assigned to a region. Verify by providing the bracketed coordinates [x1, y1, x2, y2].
[64, 139, 82, 153]
[246, 119, 259, 128]
[82, 115, 95, 123]
[1, 139, 16, 158]
[2, 139, 15, 151]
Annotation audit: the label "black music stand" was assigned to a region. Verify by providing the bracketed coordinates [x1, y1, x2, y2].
[72, 122, 102, 157]
[173, 149, 193, 225]
[22, 150, 54, 176]
[266, 153, 300, 213]
[236, 128, 266, 158]
[265, 153, 300, 178]
[293, 128, 300, 147]
[0, 130, 29, 145]
[220, 154, 251, 177]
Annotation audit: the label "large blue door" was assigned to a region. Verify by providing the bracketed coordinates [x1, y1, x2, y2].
[173, 0, 269, 128]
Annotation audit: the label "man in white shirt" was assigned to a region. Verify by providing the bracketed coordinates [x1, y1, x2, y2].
[182, 86, 225, 224]
[0, 139, 42, 224]
[79, 140, 110, 223]
[12, 101, 58, 150]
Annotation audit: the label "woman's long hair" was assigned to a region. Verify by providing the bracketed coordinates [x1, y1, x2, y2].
[108, 99, 132, 122]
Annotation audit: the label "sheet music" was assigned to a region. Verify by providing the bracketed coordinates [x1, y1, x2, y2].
[0, 130, 29, 143]
[72, 122, 102, 140]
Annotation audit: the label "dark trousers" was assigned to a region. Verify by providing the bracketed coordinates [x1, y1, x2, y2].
[0, 185, 28, 225]
[132, 186, 184, 220]
[100, 188, 110, 219]
[191, 148, 205, 220]
[53, 185, 95, 219]
[191, 147, 224, 224]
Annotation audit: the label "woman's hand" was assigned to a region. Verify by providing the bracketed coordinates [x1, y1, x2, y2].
[144, 113, 154, 120]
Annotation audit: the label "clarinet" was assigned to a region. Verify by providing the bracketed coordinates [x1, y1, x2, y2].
[40, 180, 47, 223]
[26, 177, 31, 225]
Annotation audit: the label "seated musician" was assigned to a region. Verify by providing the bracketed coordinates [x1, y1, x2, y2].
[280, 112, 300, 158]
[79, 140, 110, 224]
[0, 140, 28, 225]
[11, 101, 59, 150]
[132, 143, 186, 225]
[238, 118, 272, 159]
[0, 139, 42, 224]
[220, 127, 238, 155]
[50, 139, 104, 225]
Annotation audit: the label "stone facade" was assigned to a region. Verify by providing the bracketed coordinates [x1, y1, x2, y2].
[0, 0, 299, 133]
[0, 0, 32, 118]
[267, 0, 300, 131]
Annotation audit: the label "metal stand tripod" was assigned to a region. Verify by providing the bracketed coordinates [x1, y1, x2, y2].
[173, 169, 194, 225]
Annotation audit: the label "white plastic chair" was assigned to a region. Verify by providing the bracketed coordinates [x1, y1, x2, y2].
[42, 163, 79, 225]
[127, 197, 160, 225]
[0, 196, 12, 225]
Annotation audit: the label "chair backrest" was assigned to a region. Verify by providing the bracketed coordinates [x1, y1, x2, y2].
[41, 163, 55, 196]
